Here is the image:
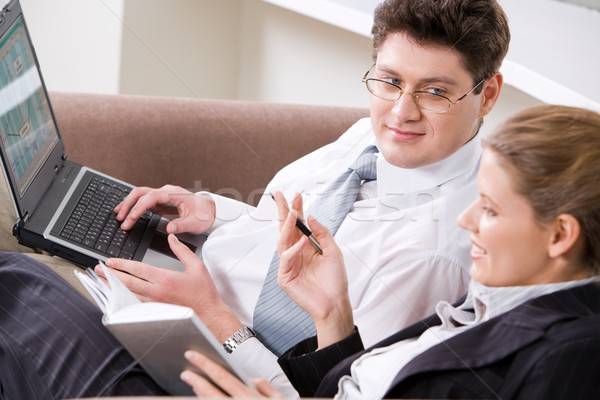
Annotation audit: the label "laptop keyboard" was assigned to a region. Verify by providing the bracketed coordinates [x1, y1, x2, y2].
[58, 177, 151, 259]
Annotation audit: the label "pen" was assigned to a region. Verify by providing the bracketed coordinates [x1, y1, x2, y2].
[294, 217, 324, 255]
[270, 193, 323, 254]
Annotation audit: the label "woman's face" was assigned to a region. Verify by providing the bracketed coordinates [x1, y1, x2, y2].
[458, 150, 561, 287]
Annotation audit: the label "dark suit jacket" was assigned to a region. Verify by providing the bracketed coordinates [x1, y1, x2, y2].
[278, 283, 600, 399]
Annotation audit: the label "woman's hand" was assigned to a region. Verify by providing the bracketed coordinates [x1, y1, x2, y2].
[272, 191, 355, 348]
[180, 350, 283, 398]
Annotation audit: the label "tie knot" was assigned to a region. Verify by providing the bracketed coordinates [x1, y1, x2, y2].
[350, 145, 378, 181]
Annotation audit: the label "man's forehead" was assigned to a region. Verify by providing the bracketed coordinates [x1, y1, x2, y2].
[376, 63, 460, 86]
[376, 32, 472, 84]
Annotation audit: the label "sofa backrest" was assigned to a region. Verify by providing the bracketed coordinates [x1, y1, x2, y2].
[50, 92, 369, 206]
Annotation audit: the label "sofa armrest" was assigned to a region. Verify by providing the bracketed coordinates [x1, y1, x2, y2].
[50, 92, 369, 205]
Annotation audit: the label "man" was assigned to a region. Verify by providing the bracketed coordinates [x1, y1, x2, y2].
[101, 0, 508, 393]
[0, 0, 509, 397]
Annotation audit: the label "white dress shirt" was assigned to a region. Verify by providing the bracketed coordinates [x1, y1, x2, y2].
[201, 118, 480, 397]
[335, 277, 599, 400]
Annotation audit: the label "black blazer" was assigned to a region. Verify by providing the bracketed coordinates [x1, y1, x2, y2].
[278, 283, 600, 399]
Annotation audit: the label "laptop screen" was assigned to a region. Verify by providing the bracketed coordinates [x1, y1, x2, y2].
[0, 15, 59, 198]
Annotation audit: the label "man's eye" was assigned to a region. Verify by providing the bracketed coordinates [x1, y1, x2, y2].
[425, 87, 444, 95]
[383, 77, 401, 86]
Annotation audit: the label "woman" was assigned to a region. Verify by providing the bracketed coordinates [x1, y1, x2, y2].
[181, 104, 600, 398]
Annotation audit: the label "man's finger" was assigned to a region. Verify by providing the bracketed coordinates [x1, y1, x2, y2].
[167, 234, 199, 270]
[104, 258, 149, 280]
[119, 186, 192, 230]
[95, 259, 154, 296]
[120, 191, 165, 230]
[115, 186, 151, 221]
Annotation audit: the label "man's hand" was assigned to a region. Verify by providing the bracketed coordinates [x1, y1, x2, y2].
[180, 350, 283, 398]
[115, 185, 216, 234]
[95, 234, 241, 342]
[273, 191, 355, 349]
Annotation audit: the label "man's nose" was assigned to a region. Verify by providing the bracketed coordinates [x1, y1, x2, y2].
[391, 92, 421, 121]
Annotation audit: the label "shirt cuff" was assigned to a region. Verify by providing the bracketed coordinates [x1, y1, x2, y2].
[197, 191, 255, 234]
[227, 337, 300, 399]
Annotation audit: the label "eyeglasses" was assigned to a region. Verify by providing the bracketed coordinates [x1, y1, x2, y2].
[362, 65, 484, 114]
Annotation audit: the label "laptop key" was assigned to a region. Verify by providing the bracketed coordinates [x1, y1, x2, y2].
[107, 245, 121, 257]
[94, 242, 108, 253]
[57, 176, 152, 258]
[71, 235, 83, 243]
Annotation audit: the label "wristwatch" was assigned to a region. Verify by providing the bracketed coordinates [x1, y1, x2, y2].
[223, 327, 256, 354]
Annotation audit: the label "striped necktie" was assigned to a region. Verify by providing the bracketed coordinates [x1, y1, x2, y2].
[253, 145, 378, 356]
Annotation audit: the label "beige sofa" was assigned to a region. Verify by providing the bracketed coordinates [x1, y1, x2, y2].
[0, 92, 369, 291]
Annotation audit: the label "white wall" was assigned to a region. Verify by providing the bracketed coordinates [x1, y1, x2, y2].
[19, 0, 123, 94]
[119, 0, 241, 99]
[498, 0, 600, 112]
[117, 0, 373, 107]
[482, 84, 544, 137]
[237, 0, 372, 107]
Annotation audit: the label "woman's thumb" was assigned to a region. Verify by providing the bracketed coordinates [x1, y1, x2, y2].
[306, 216, 334, 245]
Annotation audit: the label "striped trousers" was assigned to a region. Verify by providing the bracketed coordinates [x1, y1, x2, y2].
[0, 252, 166, 399]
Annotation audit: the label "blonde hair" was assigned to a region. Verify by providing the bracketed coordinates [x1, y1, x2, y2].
[484, 105, 600, 274]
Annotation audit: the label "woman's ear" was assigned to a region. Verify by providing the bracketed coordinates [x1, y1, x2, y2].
[548, 214, 582, 259]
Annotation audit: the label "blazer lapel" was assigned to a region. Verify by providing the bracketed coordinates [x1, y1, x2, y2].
[391, 315, 544, 382]
[385, 283, 600, 396]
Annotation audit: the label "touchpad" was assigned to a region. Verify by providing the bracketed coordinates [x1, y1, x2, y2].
[149, 232, 197, 259]
[142, 230, 207, 272]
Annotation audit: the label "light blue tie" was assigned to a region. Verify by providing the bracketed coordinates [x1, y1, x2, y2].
[253, 146, 378, 356]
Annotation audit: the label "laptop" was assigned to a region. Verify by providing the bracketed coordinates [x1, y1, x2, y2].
[0, 0, 205, 269]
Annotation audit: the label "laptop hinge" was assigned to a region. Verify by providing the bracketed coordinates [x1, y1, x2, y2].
[13, 214, 27, 242]
[14, 212, 28, 228]
[62, 153, 68, 160]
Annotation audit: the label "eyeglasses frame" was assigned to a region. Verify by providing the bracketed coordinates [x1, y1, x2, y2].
[361, 64, 485, 114]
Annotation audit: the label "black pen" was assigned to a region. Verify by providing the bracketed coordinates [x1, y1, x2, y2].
[294, 217, 324, 255]
[271, 193, 323, 254]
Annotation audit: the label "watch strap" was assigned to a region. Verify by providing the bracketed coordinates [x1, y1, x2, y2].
[223, 327, 256, 354]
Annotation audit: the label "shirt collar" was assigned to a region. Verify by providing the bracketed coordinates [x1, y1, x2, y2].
[376, 133, 482, 196]
[436, 277, 598, 329]
[463, 277, 600, 322]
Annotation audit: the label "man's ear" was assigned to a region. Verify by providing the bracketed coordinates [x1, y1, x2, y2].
[548, 214, 582, 259]
[477, 72, 503, 118]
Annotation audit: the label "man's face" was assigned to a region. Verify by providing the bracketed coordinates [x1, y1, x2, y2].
[370, 32, 492, 168]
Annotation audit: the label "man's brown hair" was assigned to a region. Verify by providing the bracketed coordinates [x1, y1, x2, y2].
[372, 0, 510, 92]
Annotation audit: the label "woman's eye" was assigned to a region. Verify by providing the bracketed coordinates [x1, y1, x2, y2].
[482, 206, 497, 217]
